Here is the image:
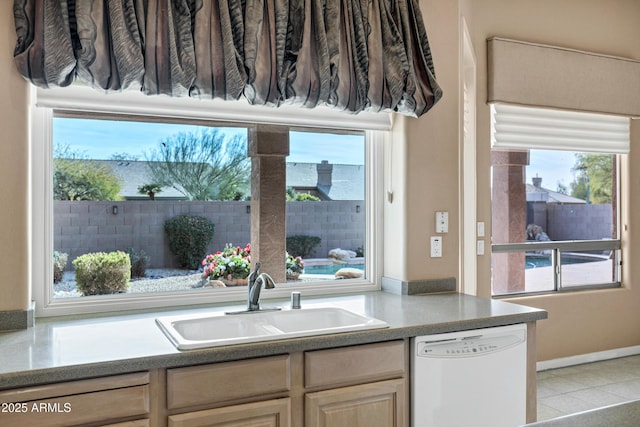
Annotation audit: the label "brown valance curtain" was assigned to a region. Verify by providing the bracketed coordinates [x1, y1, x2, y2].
[13, 0, 442, 117]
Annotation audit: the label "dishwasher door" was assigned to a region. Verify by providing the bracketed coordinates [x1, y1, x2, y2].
[411, 323, 527, 427]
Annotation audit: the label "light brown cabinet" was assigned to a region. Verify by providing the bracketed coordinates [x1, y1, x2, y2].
[305, 379, 405, 427]
[162, 341, 408, 427]
[0, 340, 408, 427]
[0, 372, 151, 427]
[166, 354, 291, 411]
[304, 341, 407, 427]
[167, 398, 291, 427]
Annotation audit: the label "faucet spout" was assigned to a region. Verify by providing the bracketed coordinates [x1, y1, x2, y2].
[247, 262, 276, 311]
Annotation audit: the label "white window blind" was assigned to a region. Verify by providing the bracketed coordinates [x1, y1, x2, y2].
[491, 103, 630, 154]
[36, 86, 392, 131]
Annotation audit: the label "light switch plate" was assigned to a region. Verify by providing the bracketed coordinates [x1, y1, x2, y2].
[436, 212, 449, 233]
[477, 221, 485, 237]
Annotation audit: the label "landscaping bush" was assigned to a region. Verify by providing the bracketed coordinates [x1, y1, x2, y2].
[53, 251, 68, 284]
[164, 215, 215, 269]
[286, 235, 321, 258]
[73, 251, 131, 296]
[126, 247, 150, 278]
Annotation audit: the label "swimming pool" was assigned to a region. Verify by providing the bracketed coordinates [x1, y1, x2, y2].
[525, 254, 603, 269]
[304, 264, 364, 275]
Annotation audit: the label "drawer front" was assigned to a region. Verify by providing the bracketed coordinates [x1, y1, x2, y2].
[0, 385, 149, 427]
[168, 397, 291, 427]
[305, 341, 405, 389]
[102, 420, 150, 427]
[167, 354, 291, 410]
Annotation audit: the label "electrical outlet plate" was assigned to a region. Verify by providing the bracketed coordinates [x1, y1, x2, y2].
[430, 236, 442, 257]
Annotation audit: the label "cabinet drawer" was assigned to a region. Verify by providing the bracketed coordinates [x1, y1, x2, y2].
[305, 341, 405, 389]
[0, 385, 149, 427]
[167, 354, 291, 410]
[98, 418, 150, 427]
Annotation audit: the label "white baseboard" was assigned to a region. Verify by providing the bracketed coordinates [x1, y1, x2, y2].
[537, 345, 640, 371]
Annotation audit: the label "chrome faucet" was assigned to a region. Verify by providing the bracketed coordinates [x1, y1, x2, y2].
[247, 262, 276, 311]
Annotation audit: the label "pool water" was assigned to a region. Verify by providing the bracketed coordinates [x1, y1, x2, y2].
[304, 264, 364, 275]
[525, 255, 599, 269]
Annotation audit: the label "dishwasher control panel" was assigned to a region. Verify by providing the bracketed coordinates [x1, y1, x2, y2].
[416, 329, 525, 358]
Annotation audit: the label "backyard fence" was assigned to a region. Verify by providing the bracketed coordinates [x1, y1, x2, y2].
[54, 200, 365, 269]
[527, 202, 613, 241]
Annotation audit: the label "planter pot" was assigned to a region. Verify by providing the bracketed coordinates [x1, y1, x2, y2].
[286, 273, 301, 281]
[219, 277, 248, 287]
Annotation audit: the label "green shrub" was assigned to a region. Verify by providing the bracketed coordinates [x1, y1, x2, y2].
[286, 235, 321, 258]
[286, 187, 321, 201]
[126, 247, 150, 278]
[73, 251, 131, 296]
[53, 251, 68, 284]
[164, 215, 215, 269]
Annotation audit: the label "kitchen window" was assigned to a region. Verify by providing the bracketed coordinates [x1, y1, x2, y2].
[490, 104, 627, 296]
[32, 87, 386, 316]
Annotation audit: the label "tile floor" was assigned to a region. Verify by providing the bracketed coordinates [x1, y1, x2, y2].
[537, 355, 640, 421]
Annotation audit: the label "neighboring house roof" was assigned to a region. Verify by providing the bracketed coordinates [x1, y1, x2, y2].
[286, 162, 364, 200]
[526, 183, 586, 204]
[83, 160, 364, 201]
[93, 160, 188, 200]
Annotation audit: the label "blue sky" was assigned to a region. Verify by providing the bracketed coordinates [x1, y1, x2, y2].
[527, 150, 577, 191]
[53, 118, 364, 165]
[54, 117, 575, 187]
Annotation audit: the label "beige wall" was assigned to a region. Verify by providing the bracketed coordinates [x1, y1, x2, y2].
[464, 0, 640, 361]
[0, 1, 30, 312]
[386, 0, 640, 361]
[383, 0, 462, 283]
[2, 0, 640, 361]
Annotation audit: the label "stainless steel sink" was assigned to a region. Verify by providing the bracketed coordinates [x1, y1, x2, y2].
[156, 307, 388, 350]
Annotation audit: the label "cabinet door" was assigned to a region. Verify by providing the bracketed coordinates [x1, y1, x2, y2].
[168, 398, 290, 427]
[305, 379, 405, 427]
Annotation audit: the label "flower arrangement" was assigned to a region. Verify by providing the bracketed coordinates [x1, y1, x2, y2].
[286, 252, 304, 280]
[202, 243, 251, 283]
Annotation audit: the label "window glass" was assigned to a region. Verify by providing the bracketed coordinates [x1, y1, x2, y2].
[491, 149, 620, 295]
[286, 131, 366, 281]
[51, 117, 369, 301]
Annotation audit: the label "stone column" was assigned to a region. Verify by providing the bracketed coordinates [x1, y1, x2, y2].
[248, 125, 289, 283]
[491, 151, 529, 294]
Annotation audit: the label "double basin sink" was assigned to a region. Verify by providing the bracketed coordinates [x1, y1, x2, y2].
[156, 307, 389, 350]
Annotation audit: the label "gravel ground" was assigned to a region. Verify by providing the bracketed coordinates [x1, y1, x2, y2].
[54, 269, 205, 298]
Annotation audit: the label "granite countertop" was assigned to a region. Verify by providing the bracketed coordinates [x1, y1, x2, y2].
[523, 400, 640, 427]
[0, 291, 547, 390]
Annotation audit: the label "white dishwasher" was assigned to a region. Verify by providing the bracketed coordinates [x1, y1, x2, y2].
[411, 323, 527, 427]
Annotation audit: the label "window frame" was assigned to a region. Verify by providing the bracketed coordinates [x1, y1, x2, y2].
[492, 239, 622, 296]
[490, 150, 623, 297]
[491, 161, 624, 296]
[31, 88, 385, 317]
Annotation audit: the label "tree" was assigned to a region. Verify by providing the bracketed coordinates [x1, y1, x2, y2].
[569, 153, 613, 204]
[145, 129, 250, 201]
[53, 146, 122, 201]
[556, 182, 568, 195]
[138, 183, 163, 200]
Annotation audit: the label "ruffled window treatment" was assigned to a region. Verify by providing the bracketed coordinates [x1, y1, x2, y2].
[13, 0, 442, 117]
